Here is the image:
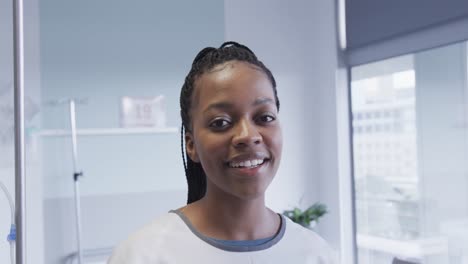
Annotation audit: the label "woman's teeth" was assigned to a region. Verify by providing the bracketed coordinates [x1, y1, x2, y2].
[229, 159, 265, 168]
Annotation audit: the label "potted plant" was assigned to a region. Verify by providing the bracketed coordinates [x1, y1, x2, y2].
[283, 203, 328, 229]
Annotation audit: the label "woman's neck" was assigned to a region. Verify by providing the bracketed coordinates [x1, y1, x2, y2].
[180, 193, 280, 241]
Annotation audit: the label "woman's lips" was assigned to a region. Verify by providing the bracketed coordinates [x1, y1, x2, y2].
[228, 158, 266, 168]
[227, 160, 268, 177]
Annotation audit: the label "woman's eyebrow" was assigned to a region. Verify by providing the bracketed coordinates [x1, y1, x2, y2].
[203, 102, 233, 114]
[253, 97, 275, 106]
[204, 98, 275, 114]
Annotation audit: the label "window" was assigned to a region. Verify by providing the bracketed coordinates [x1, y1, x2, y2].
[351, 41, 468, 264]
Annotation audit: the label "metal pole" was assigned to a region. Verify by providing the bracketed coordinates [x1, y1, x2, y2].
[70, 100, 84, 264]
[13, 0, 26, 262]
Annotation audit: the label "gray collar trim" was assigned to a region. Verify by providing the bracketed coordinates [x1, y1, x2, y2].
[169, 209, 286, 252]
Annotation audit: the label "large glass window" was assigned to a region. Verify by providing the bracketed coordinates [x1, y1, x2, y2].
[351, 41, 468, 264]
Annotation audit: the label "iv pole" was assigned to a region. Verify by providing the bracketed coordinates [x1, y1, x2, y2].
[13, 0, 26, 262]
[69, 100, 84, 264]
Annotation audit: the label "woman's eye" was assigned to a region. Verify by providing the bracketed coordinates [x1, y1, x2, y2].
[258, 114, 276, 123]
[209, 119, 231, 129]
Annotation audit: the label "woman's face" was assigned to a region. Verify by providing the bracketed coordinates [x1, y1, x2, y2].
[185, 61, 282, 201]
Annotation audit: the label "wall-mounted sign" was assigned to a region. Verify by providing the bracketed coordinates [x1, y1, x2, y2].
[120, 96, 166, 128]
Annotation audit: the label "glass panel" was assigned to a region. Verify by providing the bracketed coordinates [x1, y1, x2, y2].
[0, 0, 15, 263]
[351, 41, 468, 263]
[2, 0, 51, 262]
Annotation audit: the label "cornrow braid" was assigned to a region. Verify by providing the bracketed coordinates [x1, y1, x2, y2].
[179, 41, 279, 204]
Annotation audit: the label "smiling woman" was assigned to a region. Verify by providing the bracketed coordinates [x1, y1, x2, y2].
[108, 42, 337, 264]
[185, 59, 282, 203]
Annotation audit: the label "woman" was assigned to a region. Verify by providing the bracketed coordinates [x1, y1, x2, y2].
[108, 41, 337, 264]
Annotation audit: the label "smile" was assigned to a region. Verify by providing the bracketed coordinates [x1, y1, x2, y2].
[228, 159, 266, 168]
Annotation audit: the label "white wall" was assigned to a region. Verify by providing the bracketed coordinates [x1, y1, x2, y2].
[225, 0, 352, 261]
[39, 0, 224, 199]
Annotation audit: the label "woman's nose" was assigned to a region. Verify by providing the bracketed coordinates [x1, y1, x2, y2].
[232, 119, 262, 147]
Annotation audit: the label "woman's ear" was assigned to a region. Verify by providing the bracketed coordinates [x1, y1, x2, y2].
[185, 132, 200, 163]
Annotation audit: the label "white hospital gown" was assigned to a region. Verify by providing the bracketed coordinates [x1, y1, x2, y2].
[108, 211, 338, 264]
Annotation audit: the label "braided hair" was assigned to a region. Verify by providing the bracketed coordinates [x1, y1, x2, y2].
[180, 41, 280, 204]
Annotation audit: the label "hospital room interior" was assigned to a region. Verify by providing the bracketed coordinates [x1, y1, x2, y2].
[1, 0, 468, 263]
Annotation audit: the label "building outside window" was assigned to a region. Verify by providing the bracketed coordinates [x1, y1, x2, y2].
[351, 41, 468, 264]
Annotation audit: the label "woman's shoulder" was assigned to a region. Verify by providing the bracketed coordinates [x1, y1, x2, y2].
[107, 212, 183, 264]
[281, 216, 339, 263]
[139, 212, 181, 234]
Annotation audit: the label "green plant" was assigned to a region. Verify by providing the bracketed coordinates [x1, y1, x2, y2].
[283, 203, 328, 228]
